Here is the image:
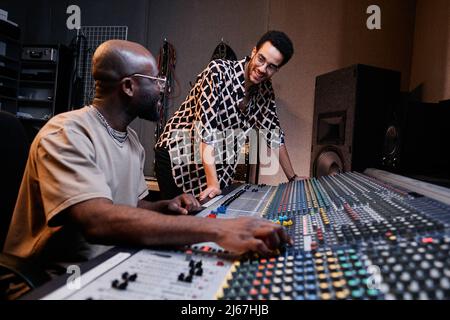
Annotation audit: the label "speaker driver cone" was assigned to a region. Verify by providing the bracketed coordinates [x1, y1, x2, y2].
[314, 149, 344, 177]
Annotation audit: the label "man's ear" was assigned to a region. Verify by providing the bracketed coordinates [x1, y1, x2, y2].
[251, 47, 257, 58]
[121, 77, 134, 97]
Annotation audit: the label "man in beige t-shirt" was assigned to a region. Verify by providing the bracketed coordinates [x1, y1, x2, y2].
[5, 106, 151, 263]
[4, 40, 292, 268]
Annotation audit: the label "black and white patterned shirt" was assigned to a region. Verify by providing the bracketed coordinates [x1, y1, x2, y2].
[156, 57, 285, 196]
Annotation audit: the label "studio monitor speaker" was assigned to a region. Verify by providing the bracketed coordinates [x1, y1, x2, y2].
[382, 96, 450, 181]
[311, 64, 401, 177]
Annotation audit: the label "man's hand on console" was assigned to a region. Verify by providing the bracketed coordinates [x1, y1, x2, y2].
[213, 217, 293, 256]
[167, 194, 202, 215]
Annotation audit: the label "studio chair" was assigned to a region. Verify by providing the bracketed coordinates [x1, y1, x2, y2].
[0, 111, 50, 300]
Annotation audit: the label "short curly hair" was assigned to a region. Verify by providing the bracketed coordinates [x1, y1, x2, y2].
[256, 30, 294, 67]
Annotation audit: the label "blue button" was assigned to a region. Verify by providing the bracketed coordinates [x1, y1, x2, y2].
[305, 267, 315, 274]
[306, 294, 318, 300]
[306, 284, 316, 291]
[306, 275, 315, 281]
[217, 206, 227, 214]
[294, 260, 304, 266]
[294, 293, 305, 300]
[294, 284, 305, 292]
[294, 267, 304, 274]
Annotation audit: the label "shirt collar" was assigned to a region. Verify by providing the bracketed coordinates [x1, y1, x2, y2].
[234, 57, 248, 102]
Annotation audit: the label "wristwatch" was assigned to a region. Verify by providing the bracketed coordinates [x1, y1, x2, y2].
[288, 174, 298, 182]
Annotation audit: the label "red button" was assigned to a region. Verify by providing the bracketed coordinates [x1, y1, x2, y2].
[422, 237, 434, 244]
[252, 279, 261, 286]
[249, 288, 258, 296]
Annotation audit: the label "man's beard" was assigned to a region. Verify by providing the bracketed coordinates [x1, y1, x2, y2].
[134, 93, 161, 122]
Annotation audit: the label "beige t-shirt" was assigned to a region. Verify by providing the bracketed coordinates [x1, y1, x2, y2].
[4, 106, 148, 264]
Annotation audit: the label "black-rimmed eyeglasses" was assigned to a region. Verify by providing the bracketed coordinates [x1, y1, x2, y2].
[254, 53, 279, 74]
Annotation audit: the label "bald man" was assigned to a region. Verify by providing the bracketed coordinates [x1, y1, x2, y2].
[4, 40, 291, 269]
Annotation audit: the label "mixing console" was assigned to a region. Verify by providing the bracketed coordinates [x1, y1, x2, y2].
[219, 172, 450, 300]
[31, 171, 450, 300]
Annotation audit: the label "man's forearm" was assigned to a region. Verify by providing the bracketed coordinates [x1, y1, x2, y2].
[69, 198, 219, 246]
[278, 144, 296, 180]
[201, 142, 220, 187]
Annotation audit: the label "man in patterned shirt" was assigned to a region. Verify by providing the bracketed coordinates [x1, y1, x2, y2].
[156, 31, 300, 201]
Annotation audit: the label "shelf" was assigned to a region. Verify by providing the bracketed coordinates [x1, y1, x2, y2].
[0, 33, 20, 45]
[0, 19, 21, 39]
[21, 60, 57, 67]
[0, 94, 17, 101]
[20, 80, 55, 85]
[18, 98, 53, 104]
[0, 87, 17, 97]
[0, 54, 20, 64]
[0, 69, 19, 79]
[17, 116, 49, 122]
[0, 74, 18, 81]
[0, 82, 18, 89]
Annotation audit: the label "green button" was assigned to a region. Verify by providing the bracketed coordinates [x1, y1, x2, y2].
[348, 279, 360, 287]
[351, 289, 364, 298]
[353, 261, 363, 268]
[344, 270, 356, 277]
[339, 256, 348, 262]
[341, 263, 352, 269]
[367, 289, 379, 297]
[358, 269, 367, 276]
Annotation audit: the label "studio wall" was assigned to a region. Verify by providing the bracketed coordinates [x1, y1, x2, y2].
[2, 0, 447, 185]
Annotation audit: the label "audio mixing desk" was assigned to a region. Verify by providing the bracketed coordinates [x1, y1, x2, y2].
[24, 170, 450, 300]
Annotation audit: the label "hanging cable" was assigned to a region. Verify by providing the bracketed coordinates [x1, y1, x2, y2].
[156, 39, 177, 139]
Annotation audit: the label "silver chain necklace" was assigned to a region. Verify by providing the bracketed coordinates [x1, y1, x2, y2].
[89, 105, 128, 146]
